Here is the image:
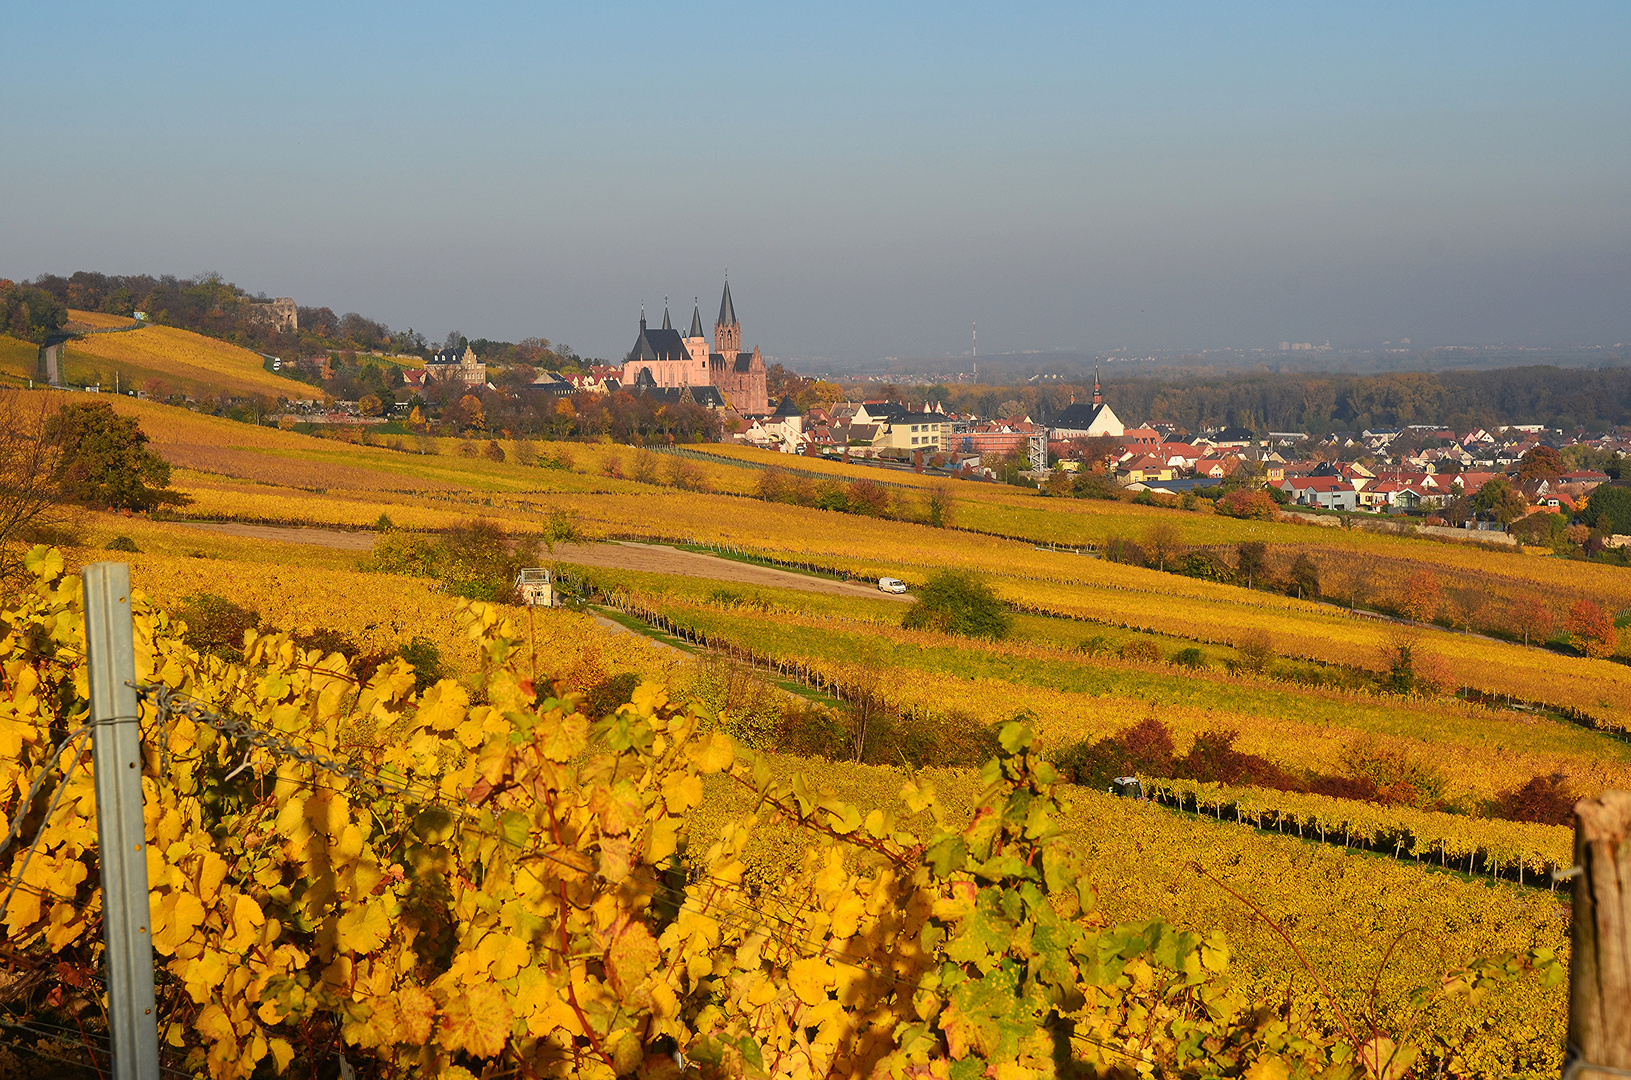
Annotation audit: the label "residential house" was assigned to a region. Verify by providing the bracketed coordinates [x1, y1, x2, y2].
[1280, 476, 1358, 511]
[1119, 455, 1173, 483]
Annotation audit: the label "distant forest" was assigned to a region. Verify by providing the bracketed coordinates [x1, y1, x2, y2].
[892, 368, 1631, 434]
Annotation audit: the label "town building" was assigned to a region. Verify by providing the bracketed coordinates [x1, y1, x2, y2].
[1048, 371, 1124, 439]
[621, 281, 769, 415]
[424, 345, 487, 387]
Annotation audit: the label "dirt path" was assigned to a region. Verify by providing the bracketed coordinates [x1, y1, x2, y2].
[171, 522, 909, 602]
[178, 522, 377, 551]
[551, 542, 911, 602]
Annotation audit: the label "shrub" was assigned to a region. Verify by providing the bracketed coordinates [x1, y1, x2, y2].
[872, 709, 1002, 769]
[1101, 536, 1145, 566]
[666, 457, 710, 492]
[1074, 633, 1112, 656]
[436, 519, 541, 602]
[1174, 728, 1298, 788]
[394, 636, 445, 693]
[1072, 473, 1122, 500]
[1171, 646, 1207, 669]
[1494, 773, 1575, 825]
[1565, 598, 1617, 658]
[105, 535, 140, 553]
[1217, 488, 1277, 520]
[1119, 638, 1161, 663]
[772, 700, 853, 759]
[584, 671, 642, 718]
[1235, 630, 1275, 674]
[483, 440, 506, 462]
[1342, 734, 1447, 809]
[630, 449, 662, 484]
[846, 478, 892, 517]
[1050, 716, 1175, 788]
[176, 593, 261, 659]
[900, 569, 1012, 639]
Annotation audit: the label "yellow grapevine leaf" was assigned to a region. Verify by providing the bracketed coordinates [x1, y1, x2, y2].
[268, 1037, 294, 1074]
[151, 891, 206, 955]
[417, 679, 470, 732]
[689, 732, 735, 774]
[475, 932, 531, 981]
[661, 772, 703, 812]
[602, 918, 661, 996]
[396, 986, 437, 1045]
[335, 900, 391, 954]
[221, 893, 266, 954]
[1244, 1057, 1290, 1080]
[646, 814, 680, 866]
[787, 956, 831, 1007]
[439, 983, 514, 1058]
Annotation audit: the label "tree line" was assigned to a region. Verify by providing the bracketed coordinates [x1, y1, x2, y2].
[866, 366, 1631, 433]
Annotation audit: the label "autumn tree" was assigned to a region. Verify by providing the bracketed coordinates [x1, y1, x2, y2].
[1509, 595, 1555, 647]
[1582, 484, 1631, 536]
[1142, 522, 1186, 572]
[1287, 553, 1320, 599]
[1470, 476, 1528, 525]
[0, 393, 64, 584]
[46, 401, 187, 511]
[1516, 444, 1565, 482]
[1235, 541, 1267, 588]
[1565, 598, 1618, 659]
[1400, 569, 1442, 623]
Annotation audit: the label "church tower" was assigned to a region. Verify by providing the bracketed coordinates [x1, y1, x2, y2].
[714, 278, 740, 358]
[685, 298, 708, 373]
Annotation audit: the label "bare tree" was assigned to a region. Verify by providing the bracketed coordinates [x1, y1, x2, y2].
[0, 392, 64, 585]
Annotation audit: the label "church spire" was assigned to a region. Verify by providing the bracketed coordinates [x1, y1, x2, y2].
[688, 298, 704, 339]
[662, 297, 671, 331]
[639, 302, 646, 331]
[717, 275, 737, 327]
[1092, 365, 1102, 406]
[714, 275, 741, 357]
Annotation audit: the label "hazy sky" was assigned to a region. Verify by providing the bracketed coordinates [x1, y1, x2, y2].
[4, 2, 1628, 364]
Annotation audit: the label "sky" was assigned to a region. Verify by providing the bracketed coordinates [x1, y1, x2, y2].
[3, 2, 1628, 365]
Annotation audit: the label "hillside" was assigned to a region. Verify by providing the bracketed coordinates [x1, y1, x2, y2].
[58, 309, 310, 399]
[0, 333, 36, 386]
[10, 391, 1609, 1070]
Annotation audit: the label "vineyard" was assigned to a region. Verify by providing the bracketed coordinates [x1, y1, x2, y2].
[58, 318, 305, 400]
[8, 387, 1628, 1073]
[0, 551, 1570, 1078]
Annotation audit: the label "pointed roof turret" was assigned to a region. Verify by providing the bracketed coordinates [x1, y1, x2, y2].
[717, 277, 737, 327]
[661, 299, 672, 331]
[688, 299, 704, 339]
[1092, 365, 1102, 406]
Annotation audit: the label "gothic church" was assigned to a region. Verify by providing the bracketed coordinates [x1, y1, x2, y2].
[622, 279, 769, 415]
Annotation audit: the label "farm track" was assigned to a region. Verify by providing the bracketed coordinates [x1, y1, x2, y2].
[169, 521, 911, 602]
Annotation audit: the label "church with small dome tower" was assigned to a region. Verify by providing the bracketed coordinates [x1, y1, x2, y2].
[622, 278, 769, 415]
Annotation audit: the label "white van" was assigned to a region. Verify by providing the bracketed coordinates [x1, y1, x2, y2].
[877, 577, 908, 594]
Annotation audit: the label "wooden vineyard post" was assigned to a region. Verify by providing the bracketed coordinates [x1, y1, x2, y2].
[1568, 790, 1631, 1077]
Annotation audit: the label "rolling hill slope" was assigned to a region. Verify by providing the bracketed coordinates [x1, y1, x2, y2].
[58, 309, 310, 399]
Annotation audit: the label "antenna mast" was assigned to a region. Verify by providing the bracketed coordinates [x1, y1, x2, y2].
[972, 322, 978, 382]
